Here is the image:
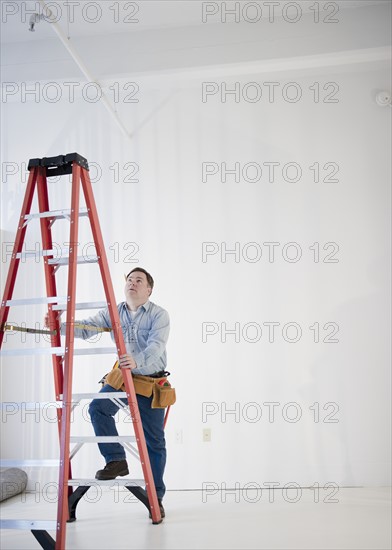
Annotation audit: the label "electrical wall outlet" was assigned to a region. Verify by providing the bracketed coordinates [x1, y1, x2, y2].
[175, 430, 183, 444]
[203, 428, 211, 442]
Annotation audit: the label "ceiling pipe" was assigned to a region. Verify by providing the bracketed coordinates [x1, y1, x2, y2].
[38, 0, 133, 142]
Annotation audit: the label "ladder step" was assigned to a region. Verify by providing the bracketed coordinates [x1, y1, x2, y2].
[4, 297, 66, 307]
[15, 248, 69, 260]
[52, 301, 107, 311]
[24, 208, 89, 222]
[68, 478, 145, 486]
[14, 250, 98, 264]
[0, 520, 57, 531]
[48, 255, 99, 265]
[0, 347, 116, 357]
[70, 392, 127, 400]
[69, 347, 116, 356]
[1, 397, 126, 408]
[0, 347, 64, 356]
[1, 396, 127, 407]
[0, 459, 59, 467]
[1, 401, 61, 409]
[70, 436, 136, 443]
[2, 297, 107, 310]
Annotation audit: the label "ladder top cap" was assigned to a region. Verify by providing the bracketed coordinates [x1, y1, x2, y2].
[28, 153, 89, 173]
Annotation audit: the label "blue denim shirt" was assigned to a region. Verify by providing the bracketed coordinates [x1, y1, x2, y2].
[65, 300, 169, 376]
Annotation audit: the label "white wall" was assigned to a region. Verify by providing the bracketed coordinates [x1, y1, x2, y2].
[1, 4, 391, 492]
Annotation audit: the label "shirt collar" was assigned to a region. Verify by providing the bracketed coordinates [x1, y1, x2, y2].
[140, 300, 150, 312]
[123, 300, 150, 314]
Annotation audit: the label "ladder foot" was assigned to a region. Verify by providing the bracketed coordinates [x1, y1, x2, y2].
[68, 485, 91, 522]
[31, 530, 55, 550]
[125, 486, 163, 523]
[125, 485, 149, 510]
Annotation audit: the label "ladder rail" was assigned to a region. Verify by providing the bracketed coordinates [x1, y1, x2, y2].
[36, 166, 65, 416]
[81, 167, 162, 525]
[0, 168, 38, 346]
[55, 162, 81, 550]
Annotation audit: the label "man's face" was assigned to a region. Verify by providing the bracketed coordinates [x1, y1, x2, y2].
[125, 271, 152, 303]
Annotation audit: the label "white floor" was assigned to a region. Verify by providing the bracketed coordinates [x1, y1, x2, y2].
[0, 487, 391, 550]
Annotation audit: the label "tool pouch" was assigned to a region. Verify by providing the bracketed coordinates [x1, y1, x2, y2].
[151, 380, 176, 409]
[133, 374, 176, 408]
[132, 374, 155, 397]
[103, 367, 123, 390]
[101, 364, 176, 408]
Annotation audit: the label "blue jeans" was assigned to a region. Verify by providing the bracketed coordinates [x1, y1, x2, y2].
[88, 384, 166, 499]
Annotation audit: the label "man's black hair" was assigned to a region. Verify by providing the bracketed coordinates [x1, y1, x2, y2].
[126, 267, 154, 290]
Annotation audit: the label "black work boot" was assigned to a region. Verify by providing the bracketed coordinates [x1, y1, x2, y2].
[95, 460, 129, 480]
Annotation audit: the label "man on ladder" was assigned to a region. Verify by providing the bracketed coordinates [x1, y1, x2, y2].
[45, 267, 170, 518]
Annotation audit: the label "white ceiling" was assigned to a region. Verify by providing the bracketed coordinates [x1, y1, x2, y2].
[0, 0, 391, 81]
[1, 0, 390, 43]
[1, 1, 208, 43]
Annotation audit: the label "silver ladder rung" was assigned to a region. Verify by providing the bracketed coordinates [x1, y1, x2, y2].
[1, 398, 125, 408]
[68, 478, 145, 486]
[24, 208, 88, 222]
[52, 301, 107, 311]
[1, 401, 61, 409]
[48, 255, 99, 265]
[70, 392, 127, 400]
[0, 347, 116, 357]
[70, 436, 136, 443]
[0, 347, 64, 356]
[0, 520, 57, 530]
[0, 459, 59, 467]
[68, 347, 117, 355]
[73, 347, 115, 356]
[15, 248, 69, 259]
[4, 297, 66, 307]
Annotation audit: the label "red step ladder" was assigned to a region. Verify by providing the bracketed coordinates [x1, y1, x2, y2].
[0, 153, 162, 550]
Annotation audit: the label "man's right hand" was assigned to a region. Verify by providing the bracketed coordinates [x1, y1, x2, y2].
[44, 313, 50, 328]
[118, 354, 137, 371]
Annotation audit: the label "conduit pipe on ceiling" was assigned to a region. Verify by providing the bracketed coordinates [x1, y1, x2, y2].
[39, 0, 133, 142]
